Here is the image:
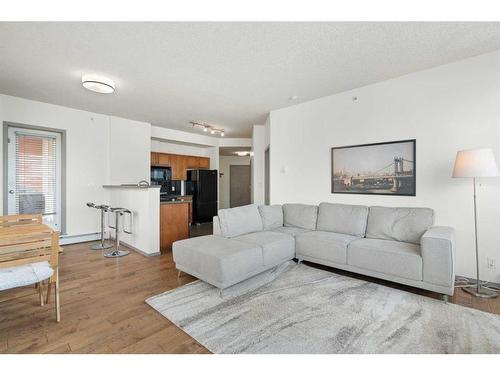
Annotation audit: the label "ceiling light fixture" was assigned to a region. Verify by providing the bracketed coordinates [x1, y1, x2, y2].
[234, 151, 253, 157]
[289, 95, 299, 101]
[81, 74, 115, 94]
[190, 121, 226, 137]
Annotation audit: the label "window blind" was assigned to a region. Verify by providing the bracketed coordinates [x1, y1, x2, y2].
[15, 132, 57, 216]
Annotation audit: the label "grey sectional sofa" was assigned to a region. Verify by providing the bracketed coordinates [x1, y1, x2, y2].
[172, 203, 455, 298]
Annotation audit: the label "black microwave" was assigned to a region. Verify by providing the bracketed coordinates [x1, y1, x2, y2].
[151, 166, 171, 183]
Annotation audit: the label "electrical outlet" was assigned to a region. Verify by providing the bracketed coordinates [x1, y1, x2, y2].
[487, 258, 496, 270]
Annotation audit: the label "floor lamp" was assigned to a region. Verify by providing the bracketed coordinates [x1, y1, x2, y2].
[452, 148, 499, 299]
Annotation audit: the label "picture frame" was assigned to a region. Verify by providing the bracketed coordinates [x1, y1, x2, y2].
[331, 139, 416, 196]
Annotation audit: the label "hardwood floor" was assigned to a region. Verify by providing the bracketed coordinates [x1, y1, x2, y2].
[0, 241, 498, 354]
[0, 242, 209, 354]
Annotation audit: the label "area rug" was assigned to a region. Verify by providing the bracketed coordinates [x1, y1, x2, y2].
[146, 261, 500, 353]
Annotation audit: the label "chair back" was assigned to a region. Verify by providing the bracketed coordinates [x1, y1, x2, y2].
[0, 214, 59, 272]
[0, 214, 42, 228]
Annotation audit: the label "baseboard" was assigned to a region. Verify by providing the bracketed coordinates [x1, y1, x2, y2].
[120, 240, 161, 257]
[60, 233, 159, 257]
[60, 232, 100, 245]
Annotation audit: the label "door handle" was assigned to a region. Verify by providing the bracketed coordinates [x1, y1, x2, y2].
[8, 190, 14, 194]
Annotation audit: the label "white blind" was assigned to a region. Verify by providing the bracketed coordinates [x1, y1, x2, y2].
[15, 132, 57, 215]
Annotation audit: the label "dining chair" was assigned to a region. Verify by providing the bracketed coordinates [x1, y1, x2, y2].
[0, 214, 61, 322]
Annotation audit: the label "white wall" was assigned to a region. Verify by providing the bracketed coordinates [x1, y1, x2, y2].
[0, 94, 111, 237]
[252, 124, 266, 204]
[108, 117, 151, 185]
[219, 155, 251, 209]
[151, 128, 251, 173]
[269, 50, 500, 283]
[151, 139, 212, 158]
[0, 94, 152, 239]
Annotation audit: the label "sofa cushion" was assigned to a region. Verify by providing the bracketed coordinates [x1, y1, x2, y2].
[283, 204, 318, 230]
[0, 261, 54, 291]
[236, 231, 295, 266]
[296, 231, 358, 265]
[173, 235, 263, 286]
[218, 204, 263, 238]
[272, 226, 312, 237]
[316, 202, 369, 237]
[366, 206, 434, 244]
[347, 238, 422, 281]
[258, 205, 283, 230]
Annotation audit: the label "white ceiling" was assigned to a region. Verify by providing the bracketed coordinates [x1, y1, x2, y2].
[1, 22, 500, 137]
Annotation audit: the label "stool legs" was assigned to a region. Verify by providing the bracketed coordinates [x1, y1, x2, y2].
[104, 211, 130, 258]
[91, 208, 113, 250]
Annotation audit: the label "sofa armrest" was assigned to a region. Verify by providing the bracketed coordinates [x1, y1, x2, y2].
[421, 226, 455, 288]
[213, 216, 222, 236]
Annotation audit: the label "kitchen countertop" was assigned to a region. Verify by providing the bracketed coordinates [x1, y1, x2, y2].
[103, 184, 161, 189]
[160, 200, 191, 205]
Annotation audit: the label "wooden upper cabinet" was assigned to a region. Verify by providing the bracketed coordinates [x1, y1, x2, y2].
[170, 155, 180, 180]
[157, 153, 171, 166]
[186, 156, 199, 169]
[151, 152, 159, 166]
[151, 152, 171, 166]
[199, 157, 210, 169]
[151, 153, 210, 179]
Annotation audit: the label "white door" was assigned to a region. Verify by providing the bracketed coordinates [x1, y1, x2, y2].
[7, 127, 62, 231]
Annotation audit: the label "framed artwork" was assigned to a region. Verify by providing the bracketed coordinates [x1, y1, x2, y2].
[331, 139, 416, 196]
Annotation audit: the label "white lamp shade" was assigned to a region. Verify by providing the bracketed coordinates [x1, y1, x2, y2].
[452, 148, 499, 178]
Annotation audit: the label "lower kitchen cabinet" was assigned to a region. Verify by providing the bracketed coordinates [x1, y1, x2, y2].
[160, 202, 190, 253]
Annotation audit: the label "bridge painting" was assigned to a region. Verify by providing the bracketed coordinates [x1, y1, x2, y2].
[332, 139, 416, 196]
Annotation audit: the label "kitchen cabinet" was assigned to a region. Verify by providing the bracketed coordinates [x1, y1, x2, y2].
[151, 152, 211, 179]
[186, 156, 200, 168]
[178, 195, 193, 223]
[158, 153, 171, 166]
[170, 154, 186, 180]
[150, 152, 159, 165]
[199, 157, 210, 169]
[160, 202, 189, 253]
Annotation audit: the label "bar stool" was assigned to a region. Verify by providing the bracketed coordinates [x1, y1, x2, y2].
[105, 207, 132, 258]
[86, 202, 113, 250]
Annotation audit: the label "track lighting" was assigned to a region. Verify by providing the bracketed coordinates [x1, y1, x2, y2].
[190, 121, 226, 137]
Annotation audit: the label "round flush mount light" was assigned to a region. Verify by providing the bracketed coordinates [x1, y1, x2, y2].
[288, 95, 299, 101]
[81, 74, 115, 94]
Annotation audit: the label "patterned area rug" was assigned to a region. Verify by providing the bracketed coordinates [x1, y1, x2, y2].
[146, 262, 500, 353]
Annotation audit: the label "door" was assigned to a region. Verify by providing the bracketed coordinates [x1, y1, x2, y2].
[230, 165, 251, 208]
[7, 126, 62, 231]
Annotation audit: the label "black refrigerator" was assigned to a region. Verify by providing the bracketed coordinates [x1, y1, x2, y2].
[186, 169, 218, 224]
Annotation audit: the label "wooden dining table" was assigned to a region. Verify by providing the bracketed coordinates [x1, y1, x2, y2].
[0, 214, 61, 322]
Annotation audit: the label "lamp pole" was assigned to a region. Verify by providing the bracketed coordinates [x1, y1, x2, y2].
[463, 177, 497, 298]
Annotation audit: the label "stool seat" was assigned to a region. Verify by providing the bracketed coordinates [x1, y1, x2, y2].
[109, 207, 131, 214]
[105, 206, 132, 258]
[86, 202, 113, 250]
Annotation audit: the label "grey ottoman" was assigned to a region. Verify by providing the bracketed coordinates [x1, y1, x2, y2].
[173, 235, 264, 290]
